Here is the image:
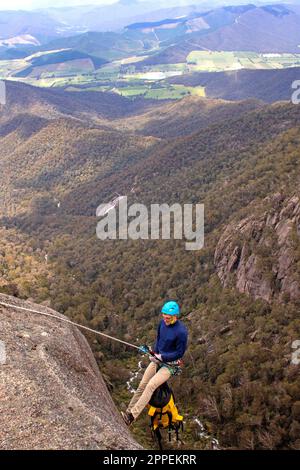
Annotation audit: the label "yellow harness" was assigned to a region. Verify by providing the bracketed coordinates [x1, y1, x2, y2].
[148, 394, 183, 431]
[147, 387, 184, 449]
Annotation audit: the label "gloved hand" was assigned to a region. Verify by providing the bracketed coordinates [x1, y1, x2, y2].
[139, 345, 150, 355]
[150, 353, 162, 364]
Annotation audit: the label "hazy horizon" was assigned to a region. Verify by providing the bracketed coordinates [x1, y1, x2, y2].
[0, 0, 283, 12]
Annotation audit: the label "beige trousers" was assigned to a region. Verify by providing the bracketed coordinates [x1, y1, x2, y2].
[127, 362, 172, 420]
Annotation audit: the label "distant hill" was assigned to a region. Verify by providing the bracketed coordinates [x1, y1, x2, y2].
[12, 49, 107, 79]
[126, 4, 255, 36]
[0, 10, 67, 44]
[0, 34, 40, 47]
[167, 67, 300, 103]
[122, 95, 263, 137]
[0, 1, 205, 40]
[136, 4, 300, 66]
[42, 1, 218, 32]
[0, 47, 31, 60]
[36, 30, 158, 61]
[1, 80, 161, 122]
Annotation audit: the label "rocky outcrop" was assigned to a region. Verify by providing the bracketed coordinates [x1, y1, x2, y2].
[0, 293, 142, 450]
[214, 193, 300, 303]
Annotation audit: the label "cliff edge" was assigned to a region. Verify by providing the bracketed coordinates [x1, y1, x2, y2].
[0, 293, 142, 450]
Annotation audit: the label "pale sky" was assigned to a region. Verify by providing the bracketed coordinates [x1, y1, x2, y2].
[0, 0, 285, 12]
[0, 0, 202, 10]
[0, 0, 119, 10]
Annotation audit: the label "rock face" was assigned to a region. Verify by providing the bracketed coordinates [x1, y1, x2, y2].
[214, 193, 300, 303]
[0, 293, 142, 450]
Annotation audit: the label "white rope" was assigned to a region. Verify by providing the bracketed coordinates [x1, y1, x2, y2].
[0, 300, 140, 351]
[0, 300, 179, 370]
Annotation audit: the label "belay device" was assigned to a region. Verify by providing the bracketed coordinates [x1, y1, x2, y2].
[147, 381, 184, 450]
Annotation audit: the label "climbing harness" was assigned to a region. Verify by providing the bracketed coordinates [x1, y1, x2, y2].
[139, 345, 183, 376]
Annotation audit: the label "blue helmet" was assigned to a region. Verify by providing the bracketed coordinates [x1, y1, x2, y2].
[161, 301, 180, 316]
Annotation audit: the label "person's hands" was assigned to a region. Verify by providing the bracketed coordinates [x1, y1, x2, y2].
[150, 353, 162, 363]
[139, 345, 150, 355]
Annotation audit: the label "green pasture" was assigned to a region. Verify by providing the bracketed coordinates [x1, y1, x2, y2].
[186, 51, 300, 71]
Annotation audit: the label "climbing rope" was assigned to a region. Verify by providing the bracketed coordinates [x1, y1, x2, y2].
[0, 299, 141, 351]
[0, 299, 181, 373]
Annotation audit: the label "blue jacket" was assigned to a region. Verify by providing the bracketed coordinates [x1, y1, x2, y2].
[153, 319, 188, 362]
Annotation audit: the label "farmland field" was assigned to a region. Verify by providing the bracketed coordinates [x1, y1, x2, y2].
[186, 51, 300, 71]
[1, 49, 300, 101]
[66, 83, 205, 100]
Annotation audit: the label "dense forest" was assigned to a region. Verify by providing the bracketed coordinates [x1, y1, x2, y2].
[0, 81, 300, 449]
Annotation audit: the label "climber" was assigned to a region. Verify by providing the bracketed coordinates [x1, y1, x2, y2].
[121, 301, 188, 426]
